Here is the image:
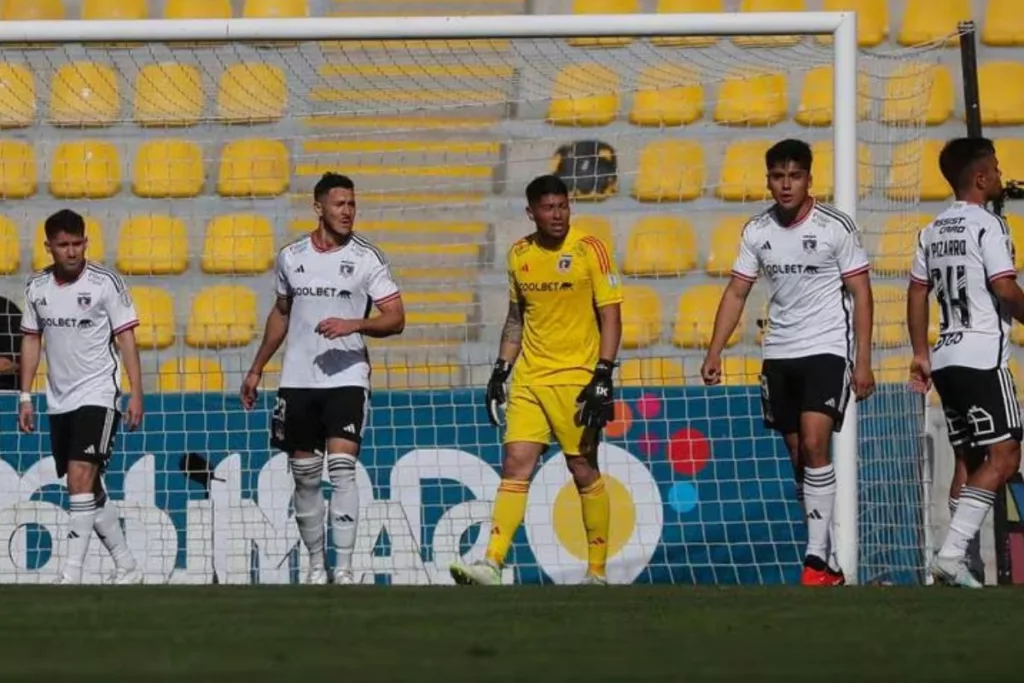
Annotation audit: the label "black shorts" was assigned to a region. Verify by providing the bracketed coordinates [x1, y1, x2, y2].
[932, 365, 1022, 448]
[760, 354, 852, 435]
[48, 406, 120, 478]
[270, 386, 368, 454]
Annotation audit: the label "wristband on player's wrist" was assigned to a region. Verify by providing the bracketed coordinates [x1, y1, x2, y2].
[492, 358, 512, 378]
[18, 392, 31, 404]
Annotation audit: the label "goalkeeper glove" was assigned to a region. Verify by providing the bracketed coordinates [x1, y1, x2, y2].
[485, 359, 512, 427]
[576, 359, 615, 430]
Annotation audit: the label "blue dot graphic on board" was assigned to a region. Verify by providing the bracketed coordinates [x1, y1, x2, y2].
[668, 481, 699, 514]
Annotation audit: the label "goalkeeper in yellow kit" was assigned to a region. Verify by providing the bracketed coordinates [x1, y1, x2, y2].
[450, 175, 623, 586]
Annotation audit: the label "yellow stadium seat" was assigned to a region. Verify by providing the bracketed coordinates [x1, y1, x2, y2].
[705, 215, 747, 276]
[51, 140, 120, 199]
[130, 286, 175, 350]
[978, 63, 1024, 126]
[898, 0, 969, 46]
[0, 63, 35, 128]
[717, 140, 771, 202]
[134, 64, 203, 127]
[201, 214, 275, 274]
[187, 285, 258, 349]
[673, 284, 737, 349]
[623, 216, 697, 276]
[720, 355, 761, 386]
[568, 0, 637, 48]
[81, 0, 147, 19]
[629, 65, 703, 128]
[795, 66, 870, 127]
[714, 72, 787, 126]
[547, 65, 619, 127]
[734, 0, 805, 47]
[886, 140, 948, 202]
[31, 360, 47, 393]
[873, 284, 907, 348]
[0, 217, 19, 274]
[158, 357, 225, 393]
[927, 297, 941, 346]
[217, 138, 290, 197]
[983, 0, 1024, 47]
[33, 217, 105, 271]
[49, 62, 119, 127]
[116, 215, 188, 275]
[997, 140, 1024, 182]
[573, 215, 614, 252]
[132, 139, 204, 198]
[876, 355, 909, 385]
[874, 213, 931, 276]
[371, 361, 462, 391]
[621, 286, 662, 349]
[809, 141, 873, 199]
[242, 0, 307, 18]
[2, 0, 64, 20]
[217, 63, 287, 124]
[165, 0, 231, 18]
[881, 63, 953, 126]
[817, 0, 888, 47]
[0, 140, 36, 198]
[618, 358, 684, 387]
[1007, 215, 1024, 272]
[632, 140, 705, 202]
[653, 0, 722, 47]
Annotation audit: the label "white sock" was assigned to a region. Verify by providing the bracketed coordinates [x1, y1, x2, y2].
[797, 480, 840, 572]
[64, 493, 97, 583]
[328, 453, 359, 572]
[802, 464, 836, 563]
[939, 486, 994, 561]
[290, 455, 326, 569]
[949, 498, 983, 569]
[94, 496, 135, 570]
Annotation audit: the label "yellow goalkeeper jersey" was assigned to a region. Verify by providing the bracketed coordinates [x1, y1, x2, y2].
[507, 228, 623, 387]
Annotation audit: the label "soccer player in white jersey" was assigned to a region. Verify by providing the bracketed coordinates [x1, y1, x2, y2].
[700, 139, 876, 586]
[240, 173, 405, 585]
[18, 209, 144, 585]
[907, 137, 1024, 588]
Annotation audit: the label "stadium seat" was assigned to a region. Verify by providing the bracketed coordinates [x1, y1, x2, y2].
[0, 217, 19, 274]
[217, 63, 287, 124]
[978, 63, 1024, 126]
[1007, 215, 1024, 272]
[927, 297, 941, 346]
[370, 360, 462, 391]
[714, 72, 787, 126]
[876, 355, 909, 385]
[81, 0, 147, 19]
[157, 357, 225, 393]
[242, 0, 307, 18]
[880, 63, 954, 126]
[673, 284, 739, 348]
[618, 357, 684, 387]
[719, 355, 760, 386]
[568, 0, 637, 48]
[898, 0, 970, 46]
[874, 213, 930, 276]
[629, 64, 703, 127]
[621, 286, 662, 349]
[132, 139, 205, 198]
[51, 140, 120, 199]
[733, 0, 805, 47]
[217, 138, 290, 197]
[817, 0, 888, 47]
[33, 217, 105, 271]
[873, 284, 907, 348]
[187, 285, 258, 349]
[0, 140, 36, 198]
[705, 215, 747, 276]
[31, 360, 47, 393]
[996, 139, 1024, 181]
[116, 215, 188, 275]
[134, 63, 203, 127]
[982, 0, 1024, 47]
[716, 140, 771, 202]
[261, 358, 282, 391]
[2, 0, 64, 20]
[49, 62, 120, 127]
[573, 215, 615, 252]
[809, 141, 873, 199]
[165, 0, 232, 18]
[795, 66, 870, 127]
[201, 214, 275, 274]
[623, 216, 697, 276]
[130, 286, 175, 350]
[547, 65, 619, 127]
[653, 0, 722, 47]
[887, 140, 948, 202]
[632, 140, 705, 202]
[0, 63, 35, 128]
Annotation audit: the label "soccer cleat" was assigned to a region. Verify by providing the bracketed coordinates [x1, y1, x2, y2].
[931, 555, 983, 589]
[580, 574, 608, 586]
[52, 574, 76, 586]
[111, 565, 144, 585]
[305, 565, 329, 585]
[333, 569, 356, 585]
[449, 559, 502, 586]
[800, 555, 833, 586]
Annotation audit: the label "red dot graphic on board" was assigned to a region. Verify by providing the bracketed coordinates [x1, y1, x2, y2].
[667, 427, 711, 476]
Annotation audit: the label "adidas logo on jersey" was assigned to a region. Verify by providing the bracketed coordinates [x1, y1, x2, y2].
[295, 265, 305, 273]
[760, 241, 772, 251]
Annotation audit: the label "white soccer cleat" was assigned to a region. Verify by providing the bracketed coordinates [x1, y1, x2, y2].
[449, 559, 502, 586]
[333, 569, 357, 585]
[931, 555, 983, 589]
[579, 574, 608, 586]
[305, 565, 329, 585]
[52, 574, 76, 586]
[111, 565, 144, 585]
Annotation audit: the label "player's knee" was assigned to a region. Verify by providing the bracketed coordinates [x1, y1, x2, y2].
[798, 433, 830, 466]
[501, 443, 542, 480]
[989, 437, 1022, 481]
[290, 454, 324, 492]
[565, 455, 599, 488]
[65, 460, 98, 495]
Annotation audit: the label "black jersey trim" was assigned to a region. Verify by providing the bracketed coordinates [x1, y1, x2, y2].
[815, 202, 858, 234]
[352, 234, 388, 266]
[86, 262, 126, 293]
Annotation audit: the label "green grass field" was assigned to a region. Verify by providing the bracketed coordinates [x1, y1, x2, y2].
[0, 585, 1019, 682]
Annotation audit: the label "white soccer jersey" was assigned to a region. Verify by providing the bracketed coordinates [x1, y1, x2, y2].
[910, 201, 1016, 371]
[20, 263, 139, 415]
[731, 201, 870, 361]
[276, 233, 400, 390]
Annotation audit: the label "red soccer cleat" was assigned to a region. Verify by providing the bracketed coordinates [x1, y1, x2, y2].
[824, 568, 847, 586]
[800, 556, 840, 586]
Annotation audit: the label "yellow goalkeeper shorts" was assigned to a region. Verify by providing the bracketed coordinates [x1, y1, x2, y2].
[504, 384, 591, 456]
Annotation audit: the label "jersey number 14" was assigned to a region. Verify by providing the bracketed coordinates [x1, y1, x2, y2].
[931, 265, 971, 331]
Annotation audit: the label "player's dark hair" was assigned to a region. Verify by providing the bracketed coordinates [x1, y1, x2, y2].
[939, 137, 996, 193]
[765, 139, 813, 172]
[313, 172, 355, 202]
[525, 174, 569, 205]
[44, 209, 86, 240]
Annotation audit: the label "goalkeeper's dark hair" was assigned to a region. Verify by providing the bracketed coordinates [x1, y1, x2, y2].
[525, 174, 569, 205]
[44, 209, 86, 240]
[765, 139, 813, 172]
[939, 137, 996, 193]
[313, 172, 355, 202]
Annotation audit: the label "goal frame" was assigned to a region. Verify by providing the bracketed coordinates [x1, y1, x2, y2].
[0, 11, 862, 583]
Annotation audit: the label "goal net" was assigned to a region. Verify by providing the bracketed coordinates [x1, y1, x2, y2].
[0, 14, 944, 585]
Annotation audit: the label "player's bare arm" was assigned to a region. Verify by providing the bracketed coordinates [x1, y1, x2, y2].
[701, 276, 754, 385]
[17, 331, 41, 433]
[596, 303, 621, 363]
[316, 295, 405, 340]
[906, 279, 932, 393]
[842, 271, 876, 400]
[241, 294, 292, 410]
[115, 327, 144, 430]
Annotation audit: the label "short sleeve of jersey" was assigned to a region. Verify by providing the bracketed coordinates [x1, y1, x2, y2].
[730, 223, 760, 282]
[835, 222, 870, 277]
[981, 218, 1017, 282]
[104, 275, 139, 334]
[274, 248, 292, 298]
[367, 258, 400, 305]
[909, 231, 929, 285]
[582, 236, 623, 307]
[20, 282, 38, 334]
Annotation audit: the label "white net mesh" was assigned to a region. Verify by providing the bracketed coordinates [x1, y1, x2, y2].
[0, 24, 946, 585]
